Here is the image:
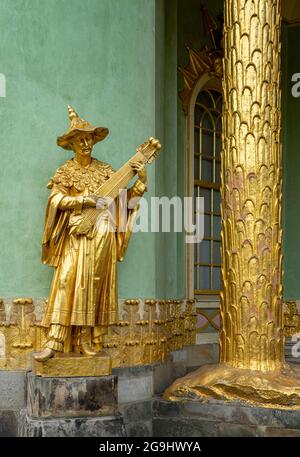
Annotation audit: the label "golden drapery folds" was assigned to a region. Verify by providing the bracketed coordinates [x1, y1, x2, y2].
[41, 158, 146, 331]
[165, 0, 300, 409]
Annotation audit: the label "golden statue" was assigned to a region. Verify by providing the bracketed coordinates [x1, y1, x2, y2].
[35, 106, 161, 362]
[165, 0, 300, 409]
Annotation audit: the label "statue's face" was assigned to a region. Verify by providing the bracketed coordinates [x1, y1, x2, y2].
[71, 133, 94, 157]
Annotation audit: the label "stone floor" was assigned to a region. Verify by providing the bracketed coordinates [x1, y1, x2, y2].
[153, 397, 300, 437]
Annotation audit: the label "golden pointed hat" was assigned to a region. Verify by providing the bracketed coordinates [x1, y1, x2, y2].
[57, 105, 109, 150]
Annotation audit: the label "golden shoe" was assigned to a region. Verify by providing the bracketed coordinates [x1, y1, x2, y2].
[79, 344, 97, 356]
[34, 347, 55, 362]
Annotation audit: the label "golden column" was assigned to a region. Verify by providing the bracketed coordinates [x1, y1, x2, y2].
[165, 0, 300, 409]
[221, 0, 284, 371]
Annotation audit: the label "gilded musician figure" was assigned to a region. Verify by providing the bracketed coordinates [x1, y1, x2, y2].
[35, 106, 149, 361]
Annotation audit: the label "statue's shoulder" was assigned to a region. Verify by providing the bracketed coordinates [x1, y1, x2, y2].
[47, 158, 115, 190]
[47, 159, 74, 189]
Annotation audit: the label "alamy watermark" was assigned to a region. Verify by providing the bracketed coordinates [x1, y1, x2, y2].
[291, 73, 300, 98]
[95, 191, 205, 244]
[291, 333, 300, 359]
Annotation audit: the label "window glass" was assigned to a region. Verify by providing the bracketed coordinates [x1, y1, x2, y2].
[194, 88, 222, 294]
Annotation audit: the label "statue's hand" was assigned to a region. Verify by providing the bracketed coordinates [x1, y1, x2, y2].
[96, 197, 109, 209]
[130, 161, 147, 184]
[83, 195, 97, 208]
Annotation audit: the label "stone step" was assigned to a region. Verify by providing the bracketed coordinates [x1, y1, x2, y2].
[19, 411, 125, 437]
[152, 396, 300, 437]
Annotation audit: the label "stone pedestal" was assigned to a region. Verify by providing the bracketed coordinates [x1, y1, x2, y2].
[26, 373, 118, 418]
[21, 372, 125, 437]
[31, 352, 111, 377]
[153, 397, 300, 437]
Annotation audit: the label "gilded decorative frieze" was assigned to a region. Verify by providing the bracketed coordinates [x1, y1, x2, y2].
[194, 300, 300, 339]
[178, 46, 222, 113]
[0, 298, 196, 370]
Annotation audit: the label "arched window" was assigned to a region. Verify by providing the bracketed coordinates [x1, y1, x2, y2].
[193, 87, 222, 295]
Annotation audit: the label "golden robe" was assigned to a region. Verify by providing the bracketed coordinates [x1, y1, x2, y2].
[41, 157, 145, 329]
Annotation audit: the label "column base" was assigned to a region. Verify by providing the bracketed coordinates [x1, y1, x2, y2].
[164, 362, 300, 410]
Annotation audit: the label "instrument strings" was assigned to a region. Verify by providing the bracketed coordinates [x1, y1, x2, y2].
[75, 142, 158, 234]
[77, 154, 144, 232]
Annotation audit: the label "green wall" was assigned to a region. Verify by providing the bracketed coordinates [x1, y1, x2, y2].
[0, 0, 225, 301]
[0, 0, 158, 298]
[4, 0, 294, 302]
[155, 0, 182, 298]
[282, 25, 300, 299]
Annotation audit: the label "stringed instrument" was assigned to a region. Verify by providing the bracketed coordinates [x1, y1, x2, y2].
[74, 137, 161, 235]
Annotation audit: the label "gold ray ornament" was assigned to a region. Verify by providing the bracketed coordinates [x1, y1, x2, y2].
[165, 0, 300, 409]
[178, 45, 222, 114]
